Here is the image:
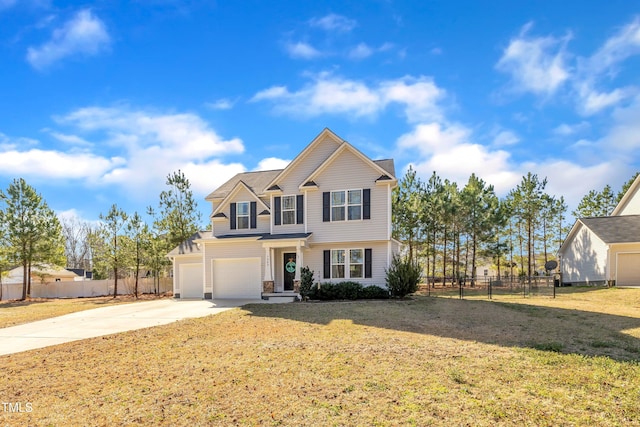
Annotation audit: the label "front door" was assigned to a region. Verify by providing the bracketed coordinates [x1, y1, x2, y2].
[283, 253, 296, 291]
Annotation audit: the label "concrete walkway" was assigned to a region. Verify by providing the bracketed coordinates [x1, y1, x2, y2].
[0, 298, 268, 356]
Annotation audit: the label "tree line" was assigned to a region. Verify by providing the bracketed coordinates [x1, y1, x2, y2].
[393, 168, 638, 286]
[393, 168, 566, 285]
[0, 171, 201, 301]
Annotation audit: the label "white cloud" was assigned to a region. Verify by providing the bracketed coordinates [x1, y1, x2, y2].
[496, 23, 571, 96]
[44, 106, 246, 200]
[492, 130, 520, 147]
[598, 94, 640, 151]
[26, 9, 110, 70]
[252, 73, 444, 122]
[206, 98, 235, 110]
[396, 121, 622, 213]
[0, 147, 124, 181]
[553, 121, 590, 136]
[348, 43, 373, 60]
[254, 157, 290, 171]
[284, 41, 323, 59]
[587, 17, 640, 77]
[48, 131, 92, 146]
[309, 14, 356, 32]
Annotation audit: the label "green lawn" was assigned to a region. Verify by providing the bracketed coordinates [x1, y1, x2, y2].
[2, 287, 640, 426]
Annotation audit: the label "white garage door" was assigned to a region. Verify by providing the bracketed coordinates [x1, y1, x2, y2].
[212, 258, 261, 299]
[180, 263, 203, 298]
[617, 253, 640, 286]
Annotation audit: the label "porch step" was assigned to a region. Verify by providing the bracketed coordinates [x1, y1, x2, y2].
[261, 293, 299, 303]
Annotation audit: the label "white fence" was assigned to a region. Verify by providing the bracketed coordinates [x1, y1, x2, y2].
[0, 277, 172, 300]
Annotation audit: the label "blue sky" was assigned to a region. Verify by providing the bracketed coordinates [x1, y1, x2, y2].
[1, 1, 639, 225]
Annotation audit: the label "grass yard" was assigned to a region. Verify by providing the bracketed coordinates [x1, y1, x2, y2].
[2, 287, 640, 426]
[0, 294, 170, 329]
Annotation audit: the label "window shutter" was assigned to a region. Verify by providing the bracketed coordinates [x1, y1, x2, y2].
[363, 189, 371, 220]
[274, 197, 281, 226]
[323, 250, 331, 279]
[322, 192, 330, 222]
[365, 248, 372, 278]
[230, 203, 237, 230]
[250, 202, 257, 229]
[296, 195, 304, 224]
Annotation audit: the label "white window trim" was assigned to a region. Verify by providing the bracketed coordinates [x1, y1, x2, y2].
[331, 248, 365, 279]
[282, 195, 297, 225]
[237, 201, 250, 230]
[331, 189, 363, 222]
[349, 248, 364, 279]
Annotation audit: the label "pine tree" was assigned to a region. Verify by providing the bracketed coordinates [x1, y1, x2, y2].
[0, 179, 66, 300]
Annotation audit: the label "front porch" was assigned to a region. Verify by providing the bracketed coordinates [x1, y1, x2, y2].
[260, 233, 311, 299]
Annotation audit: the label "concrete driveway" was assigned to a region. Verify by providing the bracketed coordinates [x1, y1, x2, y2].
[0, 298, 266, 356]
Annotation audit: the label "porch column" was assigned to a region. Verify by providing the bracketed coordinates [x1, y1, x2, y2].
[264, 247, 273, 281]
[295, 242, 302, 281]
[263, 246, 275, 294]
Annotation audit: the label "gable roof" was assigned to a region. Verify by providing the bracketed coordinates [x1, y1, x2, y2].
[264, 128, 344, 191]
[579, 215, 640, 244]
[211, 179, 271, 216]
[205, 169, 281, 201]
[611, 174, 640, 216]
[299, 142, 397, 189]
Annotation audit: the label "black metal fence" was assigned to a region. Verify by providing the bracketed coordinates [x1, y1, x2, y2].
[421, 275, 560, 299]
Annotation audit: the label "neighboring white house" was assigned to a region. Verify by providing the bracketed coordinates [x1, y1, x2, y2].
[168, 128, 400, 299]
[559, 174, 640, 286]
[4, 265, 80, 285]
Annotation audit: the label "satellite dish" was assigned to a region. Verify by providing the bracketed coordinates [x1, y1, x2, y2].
[545, 260, 558, 271]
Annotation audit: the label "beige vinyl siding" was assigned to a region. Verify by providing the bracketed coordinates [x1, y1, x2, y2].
[212, 187, 270, 236]
[561, 225, 608, 284]
[274, 135, 339, 196]
[173, 255, 202, 295]
[202, 240, 265, 294]
[272, 194, 305, 235]
[307, 149, 390, 243]
[303, 241, 390, 287]
[617, 185, 640, 215]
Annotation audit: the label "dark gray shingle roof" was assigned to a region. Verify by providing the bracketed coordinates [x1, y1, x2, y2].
[580, 215, 640, 243]
[167, 231, 212, 256]
[205, 169, 282, 200]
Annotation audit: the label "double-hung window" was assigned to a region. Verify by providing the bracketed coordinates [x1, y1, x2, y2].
[282, 195, 296, 225]
[237, 202, 249, 229]
[349, 249, 364, 278]
[331, 191, 345, 221]
[347, 190, 362, 220]
[331, 249, 345, 278]
[331, 189, 362, 221]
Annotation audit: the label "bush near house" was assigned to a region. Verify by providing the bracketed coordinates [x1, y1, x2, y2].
[308, 281, 389, 301]
[386, 254, 421, 298]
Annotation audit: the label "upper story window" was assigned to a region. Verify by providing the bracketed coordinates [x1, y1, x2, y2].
[323, 189, 370, 223]
[331, 189, 361, 221]
[237, 201, 249, 229]
[274, 195, 303, 226]
[282, 195, 296, 225]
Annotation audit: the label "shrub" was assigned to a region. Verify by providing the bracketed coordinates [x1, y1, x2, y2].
[299, 266, 315, 300]
[307, 282, 389, 301]
[385, 254, 421, 298]
[360, 285, 390, 299]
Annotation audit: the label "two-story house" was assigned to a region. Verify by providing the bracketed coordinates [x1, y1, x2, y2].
[168, 128, 400, 299]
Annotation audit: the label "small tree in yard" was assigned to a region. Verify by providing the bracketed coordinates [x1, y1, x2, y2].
[386, 254, 421, 298]
[299, 266, 315, 300]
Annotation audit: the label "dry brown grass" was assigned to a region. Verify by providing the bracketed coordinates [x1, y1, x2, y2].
[1, 287, 640, 426]
[0, 294, 171, 328]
